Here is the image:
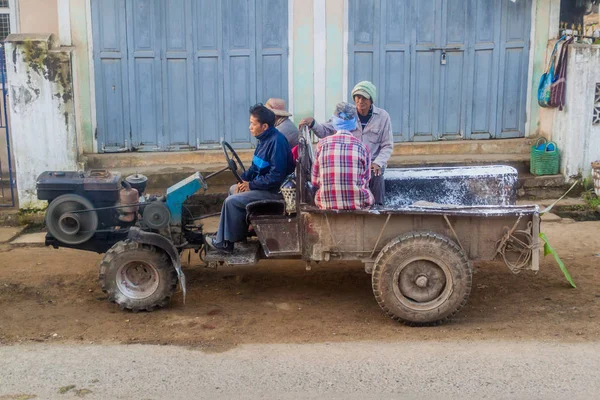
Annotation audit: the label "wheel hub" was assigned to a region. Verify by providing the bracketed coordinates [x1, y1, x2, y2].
[415, 275, 429, 288]
[117, 261, 160, 300]
[397, 260, 447, 303]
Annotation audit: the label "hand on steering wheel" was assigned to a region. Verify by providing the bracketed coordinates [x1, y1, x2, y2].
[221, 141, 247, 183]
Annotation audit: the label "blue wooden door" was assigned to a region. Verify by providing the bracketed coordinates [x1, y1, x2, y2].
[223, 0, 257, 147]
[91, 0, 288, 152]
[193, 0, 224, 148]
[349, 0, 531, 142]
[496, 0, 531, 139]
[468, 0, 503, 140]
[162, 0, 195, 151]
[410, 0, 443, 141]
[126, 0, 162, 151]
[256, 0, 289, 110]
[91, 0, 131, 152]
[436, 0, 469, 141]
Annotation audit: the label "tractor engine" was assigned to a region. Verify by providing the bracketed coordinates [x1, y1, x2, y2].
[37, 170, 205, 253]
[37, 170, 155, 250]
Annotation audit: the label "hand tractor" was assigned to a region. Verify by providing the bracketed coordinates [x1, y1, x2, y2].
[37, 134, 541, 326]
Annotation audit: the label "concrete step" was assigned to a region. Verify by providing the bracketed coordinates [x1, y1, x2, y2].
[84, 148, 248, 170]
[84, 138, 564, 198]
[517, 198, 588, 207]
[115, 165, 235, 195]
[83, 138, 535, 169]
[392, 138, 535, 156]
[517, 174, 581, 200]
[114, 153, 532, 195]
[125, 163, 581, 200]
[94, 168, 575, 201]
[389, 153, 530, 173]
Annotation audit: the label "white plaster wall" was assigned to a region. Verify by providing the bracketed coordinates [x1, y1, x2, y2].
[553, 44, 600, 181]
[5, 36, 78, 208]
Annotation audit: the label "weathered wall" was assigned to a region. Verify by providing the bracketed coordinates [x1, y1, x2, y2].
[69, 0, 94, 154]
[291, 0, 314, 124]
[537, 40, 560, 139]
[19, 0, 59, 37]
[552, 44, 600, 180]
[324, 0, 344, 120]
[5, 34, 78, 208]
[312, 0, 345, 123]
[529, 0, 562, 138]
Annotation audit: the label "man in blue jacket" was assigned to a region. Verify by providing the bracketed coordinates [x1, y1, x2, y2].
[207, 103, 295, 253]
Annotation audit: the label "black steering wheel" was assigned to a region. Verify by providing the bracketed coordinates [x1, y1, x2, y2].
[221, 141, 247, 183]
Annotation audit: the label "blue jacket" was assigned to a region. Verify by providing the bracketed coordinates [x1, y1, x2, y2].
[241, 126, 295, 192]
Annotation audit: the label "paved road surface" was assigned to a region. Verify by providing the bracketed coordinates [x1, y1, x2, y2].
[1, 341, 599, 399]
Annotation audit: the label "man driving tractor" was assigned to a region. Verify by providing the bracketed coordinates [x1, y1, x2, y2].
[206, 104, 295, 253]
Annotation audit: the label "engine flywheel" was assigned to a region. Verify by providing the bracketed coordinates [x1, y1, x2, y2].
[45, 194, 98, 245]
[142, 202, 171, 230]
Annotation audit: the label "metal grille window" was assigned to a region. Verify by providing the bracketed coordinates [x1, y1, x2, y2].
[0, 13, 7, 81]
[0, 0, 12, 43]
[0, 13, 9, 41]
[0, 0, 14, 81]
[594, 83, 600, 125]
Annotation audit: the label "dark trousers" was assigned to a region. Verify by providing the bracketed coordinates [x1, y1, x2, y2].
[215, 185, 282, 243]
[370, 172, 385, 205]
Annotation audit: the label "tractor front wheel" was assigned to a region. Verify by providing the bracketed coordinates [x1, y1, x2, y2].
[99, 240, 178, 312]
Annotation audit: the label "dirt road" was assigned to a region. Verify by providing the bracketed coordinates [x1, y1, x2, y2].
[0, 221, 599, 350]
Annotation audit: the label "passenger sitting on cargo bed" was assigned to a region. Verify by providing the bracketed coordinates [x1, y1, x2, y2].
[299, 81, 393, 205]
[265, 98, 299, 148]
[311, 102, 374, 210]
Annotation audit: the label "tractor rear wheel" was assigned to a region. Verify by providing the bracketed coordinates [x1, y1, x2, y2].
[372, 232, 472, 326]
[99, 240, 178, 312]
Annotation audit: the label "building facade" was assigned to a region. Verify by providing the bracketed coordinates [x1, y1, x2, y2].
[7, 0, 598, 208]
[14, 1, 562, 150]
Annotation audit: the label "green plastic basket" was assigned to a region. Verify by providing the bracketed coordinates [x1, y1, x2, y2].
[530, 138, 560, 176]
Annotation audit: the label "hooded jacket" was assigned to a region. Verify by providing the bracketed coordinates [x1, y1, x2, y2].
[241, 126, 295, 192]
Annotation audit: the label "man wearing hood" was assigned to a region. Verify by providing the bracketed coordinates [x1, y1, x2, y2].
[300, 81, 393, 205]
[311, 102, 374, 210]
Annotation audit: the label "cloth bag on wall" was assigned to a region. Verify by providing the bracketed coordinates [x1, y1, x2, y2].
[537, 37, 565, 108]
[549, 37, 574, 111]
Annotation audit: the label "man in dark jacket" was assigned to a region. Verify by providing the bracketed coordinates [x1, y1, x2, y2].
[207, 104, 295, 253]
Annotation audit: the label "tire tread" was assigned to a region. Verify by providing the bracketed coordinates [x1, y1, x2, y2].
[99, 240, 178, 312]
[372, 231, 472, 326]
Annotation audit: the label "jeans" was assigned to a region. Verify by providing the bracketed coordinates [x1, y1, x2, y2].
[214, 185, 283, 243]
